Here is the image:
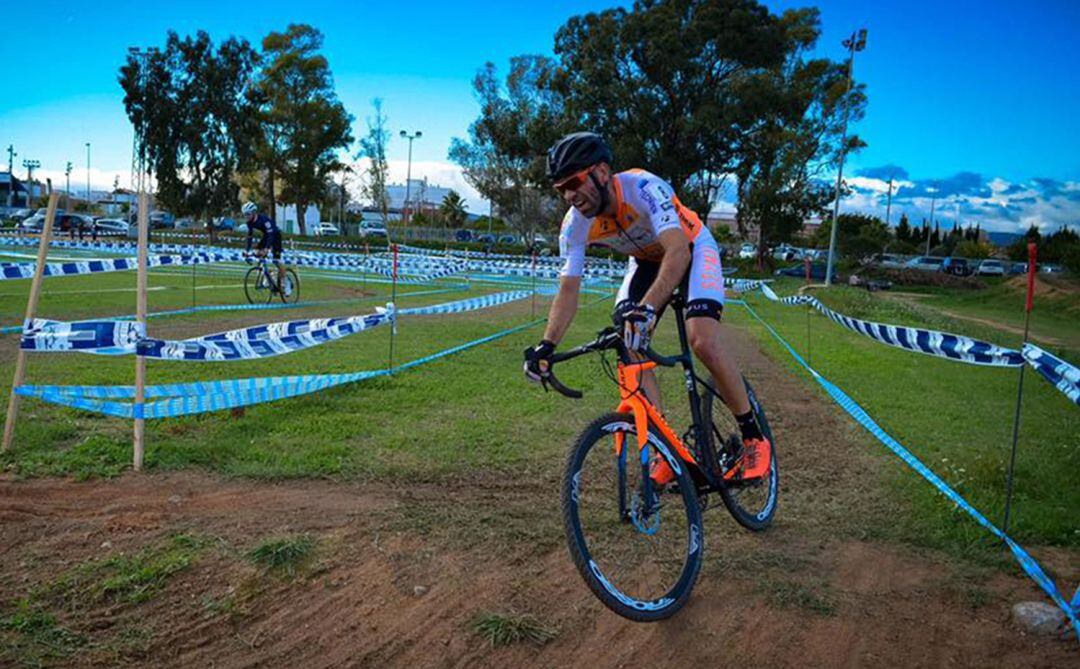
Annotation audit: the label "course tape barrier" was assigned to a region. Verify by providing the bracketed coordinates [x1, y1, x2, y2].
[739, 300, 1079, 636]
[0, 250, 230, 281]
[758, 284, 1024, 367]
[1022, 344, 1080, 408]
[749, 284, 1080, 407]
[15, 306, 551, 420]
[21, 290, 530, 361]
[0, 286, 466, 336]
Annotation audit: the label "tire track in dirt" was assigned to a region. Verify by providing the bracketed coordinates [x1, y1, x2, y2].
[1, 321, 1076, 667]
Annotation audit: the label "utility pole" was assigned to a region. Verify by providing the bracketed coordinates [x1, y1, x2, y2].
[5, 145, 15, 208]
[824, 27, 868, 286]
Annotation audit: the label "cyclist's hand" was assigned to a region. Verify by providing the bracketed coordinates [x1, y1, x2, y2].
[523, 339, 556, 385]
[614, 302, 656, 352]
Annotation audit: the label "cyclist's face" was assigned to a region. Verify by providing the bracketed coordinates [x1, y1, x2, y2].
[556, 164, 608, 217]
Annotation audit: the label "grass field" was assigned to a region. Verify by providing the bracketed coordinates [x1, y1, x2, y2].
[0, 260, 1076, 556]
[741, 278, 1079, 551]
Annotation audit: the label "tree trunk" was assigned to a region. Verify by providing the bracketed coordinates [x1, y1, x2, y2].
[297, 203, 307, 236]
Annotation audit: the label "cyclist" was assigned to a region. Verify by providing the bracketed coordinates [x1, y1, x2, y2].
[241, 201, 289, 295]
[523, 132, 770, 483]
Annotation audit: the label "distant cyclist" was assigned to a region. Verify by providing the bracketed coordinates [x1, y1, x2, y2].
[523, 132, 771, 483]
[241, 201, 289, 295]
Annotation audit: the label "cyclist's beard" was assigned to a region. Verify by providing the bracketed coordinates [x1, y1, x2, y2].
[588, 172, 611, 218]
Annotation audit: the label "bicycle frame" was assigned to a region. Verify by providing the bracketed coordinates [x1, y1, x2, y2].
[612, 297, 725, 492]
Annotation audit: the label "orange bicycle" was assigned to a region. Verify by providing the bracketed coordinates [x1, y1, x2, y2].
[543, 294, 778, 621]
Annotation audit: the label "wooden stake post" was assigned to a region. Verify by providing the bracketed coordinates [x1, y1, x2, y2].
[3, 193, 60, 451]
[133, 192, 149, 470]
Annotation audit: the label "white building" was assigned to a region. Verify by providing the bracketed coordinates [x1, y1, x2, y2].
[385, 178, 452, 214]
[274, 203, 321, 234]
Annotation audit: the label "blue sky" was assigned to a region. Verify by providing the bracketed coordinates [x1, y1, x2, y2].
[1, 0, 1078, 232]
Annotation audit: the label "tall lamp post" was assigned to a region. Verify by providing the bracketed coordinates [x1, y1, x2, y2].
[65, 162, 73, 211]
[5, 145, 15, 208]
[22, 159, 40, 208]
[85, 142, 91, 212]
[399, 130, 421, 224]
[824, 27, 868, 286]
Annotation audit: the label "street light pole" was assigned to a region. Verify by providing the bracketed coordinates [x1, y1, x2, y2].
[22, 159, 40, 208]
[884, 176, 894, 227]
[399, 130, 421, 225]
[5, 145, 15, 208]
[824, 27, 867, 286]
[85, 142, 91, 212]
[925, 188, 937, 255]
[65, 162, 73, 211]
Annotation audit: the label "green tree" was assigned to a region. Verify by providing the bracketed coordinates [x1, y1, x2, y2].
[358, 98, 391, 224]
[552, 0, 788, 212]
[119, 31, 258, 229]
[954, 239, 992, 259]
[449, 57, 567, 239]
[256, 24, 353, 234]
[895, 213, 912, 244]
[813, 212, 886, 259]
[733, 7, 865, 250]
[439, 190, 468, 228]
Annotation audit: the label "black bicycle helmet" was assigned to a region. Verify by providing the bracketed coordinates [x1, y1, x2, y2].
[546, 132, 613, 182]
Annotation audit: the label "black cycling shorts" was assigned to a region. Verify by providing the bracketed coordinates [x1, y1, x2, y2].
[258, 230, 283, 260]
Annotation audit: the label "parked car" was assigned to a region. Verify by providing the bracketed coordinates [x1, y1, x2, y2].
[19, 215, 45, 231]
[771, 244, 798, 261]
[1009, 262, 1029, 275]
[871, 253, 907, 269]
[975, 258, 1006, 276]
[93, 218, 131, 236]
[475, 233, 496, 244]
[174, 218, 196, 230]
[941, 257, 973, 277]
[454, 229, 473, 243]
[1040, 263, 1064, 274]
[359, 221, 388, 239]
[497, 234, 518, 245]
[315, 222, 341, 236]
[775, 262, 838, 282]
[8, 208, 34, 222]
[905, 255, 945, 271]
[738, 243, 757, 260]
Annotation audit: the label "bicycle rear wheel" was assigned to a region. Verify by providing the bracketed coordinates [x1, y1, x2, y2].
[562, 412, 703, 622]
[703, 377, 779, 531]
[244, 266, 273, 304]
[280, 268, 300, 303]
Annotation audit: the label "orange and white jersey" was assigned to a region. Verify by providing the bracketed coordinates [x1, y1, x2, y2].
[558, 169, 705, 277]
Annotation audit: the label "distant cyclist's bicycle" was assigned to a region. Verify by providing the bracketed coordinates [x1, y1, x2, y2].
[542, 293, 778, 621]
[244, 255, 299, 304]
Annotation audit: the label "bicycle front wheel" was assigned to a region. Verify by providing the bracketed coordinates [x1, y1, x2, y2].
[244, 266, 273, 304]
[280, 268, 300, 304]
[562, 412, 704, 622]
[703, 377, 779, 532]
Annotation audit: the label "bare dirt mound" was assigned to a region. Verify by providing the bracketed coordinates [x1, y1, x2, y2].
[1, 323, 1076, 668]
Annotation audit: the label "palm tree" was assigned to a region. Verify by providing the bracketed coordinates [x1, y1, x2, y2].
[439, 190, 468, 229]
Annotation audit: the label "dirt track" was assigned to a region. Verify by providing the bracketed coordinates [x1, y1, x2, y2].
[1, 322, 1076, 668]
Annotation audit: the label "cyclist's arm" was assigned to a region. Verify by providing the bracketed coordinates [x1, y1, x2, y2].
[542, 275, 581, 345]
[641, 228, 690, 310]
[246, 226, 255, 253]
